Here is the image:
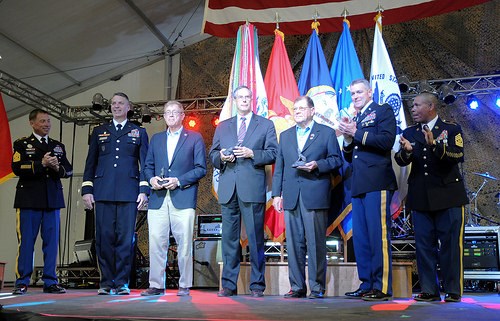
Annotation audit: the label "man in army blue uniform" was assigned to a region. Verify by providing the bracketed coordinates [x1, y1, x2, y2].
[395, 92, 468, 302]
[82, 92, 149, 295]
[339, 79, 397, 301]
[11, 109, 73, 295]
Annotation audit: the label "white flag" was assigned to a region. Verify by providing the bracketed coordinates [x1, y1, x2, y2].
[370, 13, 409, 215]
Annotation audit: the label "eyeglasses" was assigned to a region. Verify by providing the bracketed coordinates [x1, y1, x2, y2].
[164, 110, 183, 116]
[235, 95, 251, 100]
[292, 106, 312, 112]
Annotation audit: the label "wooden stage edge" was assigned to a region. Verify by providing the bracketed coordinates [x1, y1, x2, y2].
[220, 262, 413, 298]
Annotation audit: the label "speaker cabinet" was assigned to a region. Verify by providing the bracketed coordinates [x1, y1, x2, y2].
[193, 238, 221, 287]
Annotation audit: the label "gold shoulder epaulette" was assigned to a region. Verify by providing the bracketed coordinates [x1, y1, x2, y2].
[14, 136, 28, 142]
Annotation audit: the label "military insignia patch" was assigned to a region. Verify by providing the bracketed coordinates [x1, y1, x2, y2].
[13, 151, 21, 162]
[455, 133, 463, 147]
[129, 129, 140, 137]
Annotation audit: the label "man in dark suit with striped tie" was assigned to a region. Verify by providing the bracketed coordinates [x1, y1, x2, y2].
[209, 85, 278, 297]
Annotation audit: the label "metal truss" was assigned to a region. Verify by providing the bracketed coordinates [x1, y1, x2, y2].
[2, 67, 498, 125]
[401, 74, 500, 99]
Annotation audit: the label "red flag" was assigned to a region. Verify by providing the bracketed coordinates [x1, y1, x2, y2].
[263, 29, 300, 243]
[0, 93, 14, 184]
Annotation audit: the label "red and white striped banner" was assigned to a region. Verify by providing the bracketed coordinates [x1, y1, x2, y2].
[202, 0, 490, 37]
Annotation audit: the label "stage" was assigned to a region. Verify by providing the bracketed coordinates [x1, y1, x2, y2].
[1, 287, 499, 321]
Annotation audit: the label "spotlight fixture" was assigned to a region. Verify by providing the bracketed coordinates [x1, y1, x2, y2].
[417, 80, 436, 94]
[398, 75, 411, 93]
[439, 84, 457, 104]
[185, 115, 199, 129]
[211, 115, 220, 128]
[466, 95, 479, 110]
[141, 106, 152, 123]
[91, 93, 108, 112]
[127, 109, 135, 119]
[495, 95, 500, 108]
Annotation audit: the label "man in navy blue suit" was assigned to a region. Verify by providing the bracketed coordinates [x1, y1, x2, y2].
[339, 79, 397, 301]
[140, 101, 206, 297]
[209, 85, 278, 297]
[82, 92, 149, 295]
[395, 92, 468, 302]
[272, 96, 342, 299]
[11, 109, 73, 295]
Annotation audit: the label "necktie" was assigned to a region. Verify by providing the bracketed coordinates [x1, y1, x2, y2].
[41, 137, 48, 146]
[116, 124, 122, 132]
[423, 124, 429, 131]
[238, 117, 246, 143]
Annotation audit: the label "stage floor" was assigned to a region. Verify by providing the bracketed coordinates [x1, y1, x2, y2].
[1, 287, 500, 321]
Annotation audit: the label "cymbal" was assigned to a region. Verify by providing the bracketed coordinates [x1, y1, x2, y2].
[473, 172, 498, 180]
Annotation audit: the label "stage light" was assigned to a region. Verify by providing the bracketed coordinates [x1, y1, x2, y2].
[127, 109, 135, 119]
[185, 115, 199, 129]
[466, 95, 479, 110]
[398, 75, 411, 93]
[495, 95, 500, 108]
[417, 80, 436, 94]
[91, 93, 108, 112]
[439, 84, 457, 104]
[141, 106, 151, 123]
[211, 115, 220, 128]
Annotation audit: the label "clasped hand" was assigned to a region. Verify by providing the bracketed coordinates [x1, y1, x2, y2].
[338, 117, 357, 138]
[151, 176, 179, 190]
[220, 146, 253, 162]
[42, 152, 59, 171]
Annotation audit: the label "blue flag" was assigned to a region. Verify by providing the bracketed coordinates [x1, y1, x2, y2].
[328, 19, 364, 241]
[298, 29, 339, 129]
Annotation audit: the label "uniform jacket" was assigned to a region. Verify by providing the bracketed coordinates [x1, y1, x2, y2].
[209, 113, 278, 204]
[272, 123, 343, 210]
[395, 117, 468, 211]
[82, 121, 149, 202]
[12, 134, 73, 209]
[343, 102, 397, 197]
[143, 128, 207, 210]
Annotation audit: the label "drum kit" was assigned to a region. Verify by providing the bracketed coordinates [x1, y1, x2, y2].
[467, 171, 499, 226]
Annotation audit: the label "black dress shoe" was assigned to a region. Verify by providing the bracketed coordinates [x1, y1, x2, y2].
[414, 292, 441, 302]
[250, 289, 264, 297]
[217, 288, 236, 297]
[97, 287, 114, 295]
[444, 293, 461, 302]
[284, 290, 306, 299]
[345, 288, 370, 298]
[308, 291, 324, 299]
[362, 289, 392, 301]
[115, 285, 130, 295]
[43, 284, 66, 294]
[141, 287, 164, 296]
[12, 284, 28, 295]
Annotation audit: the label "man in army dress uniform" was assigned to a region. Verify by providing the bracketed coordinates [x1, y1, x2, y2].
[339, 79, 397, 301]
[82, 92, 149, 295]
[395, 92, 468, 302]
[11, 109, 73, 295]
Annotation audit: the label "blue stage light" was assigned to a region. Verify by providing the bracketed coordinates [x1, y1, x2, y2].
[496, 95, 500, 108]
[466, 95, 479, 110]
